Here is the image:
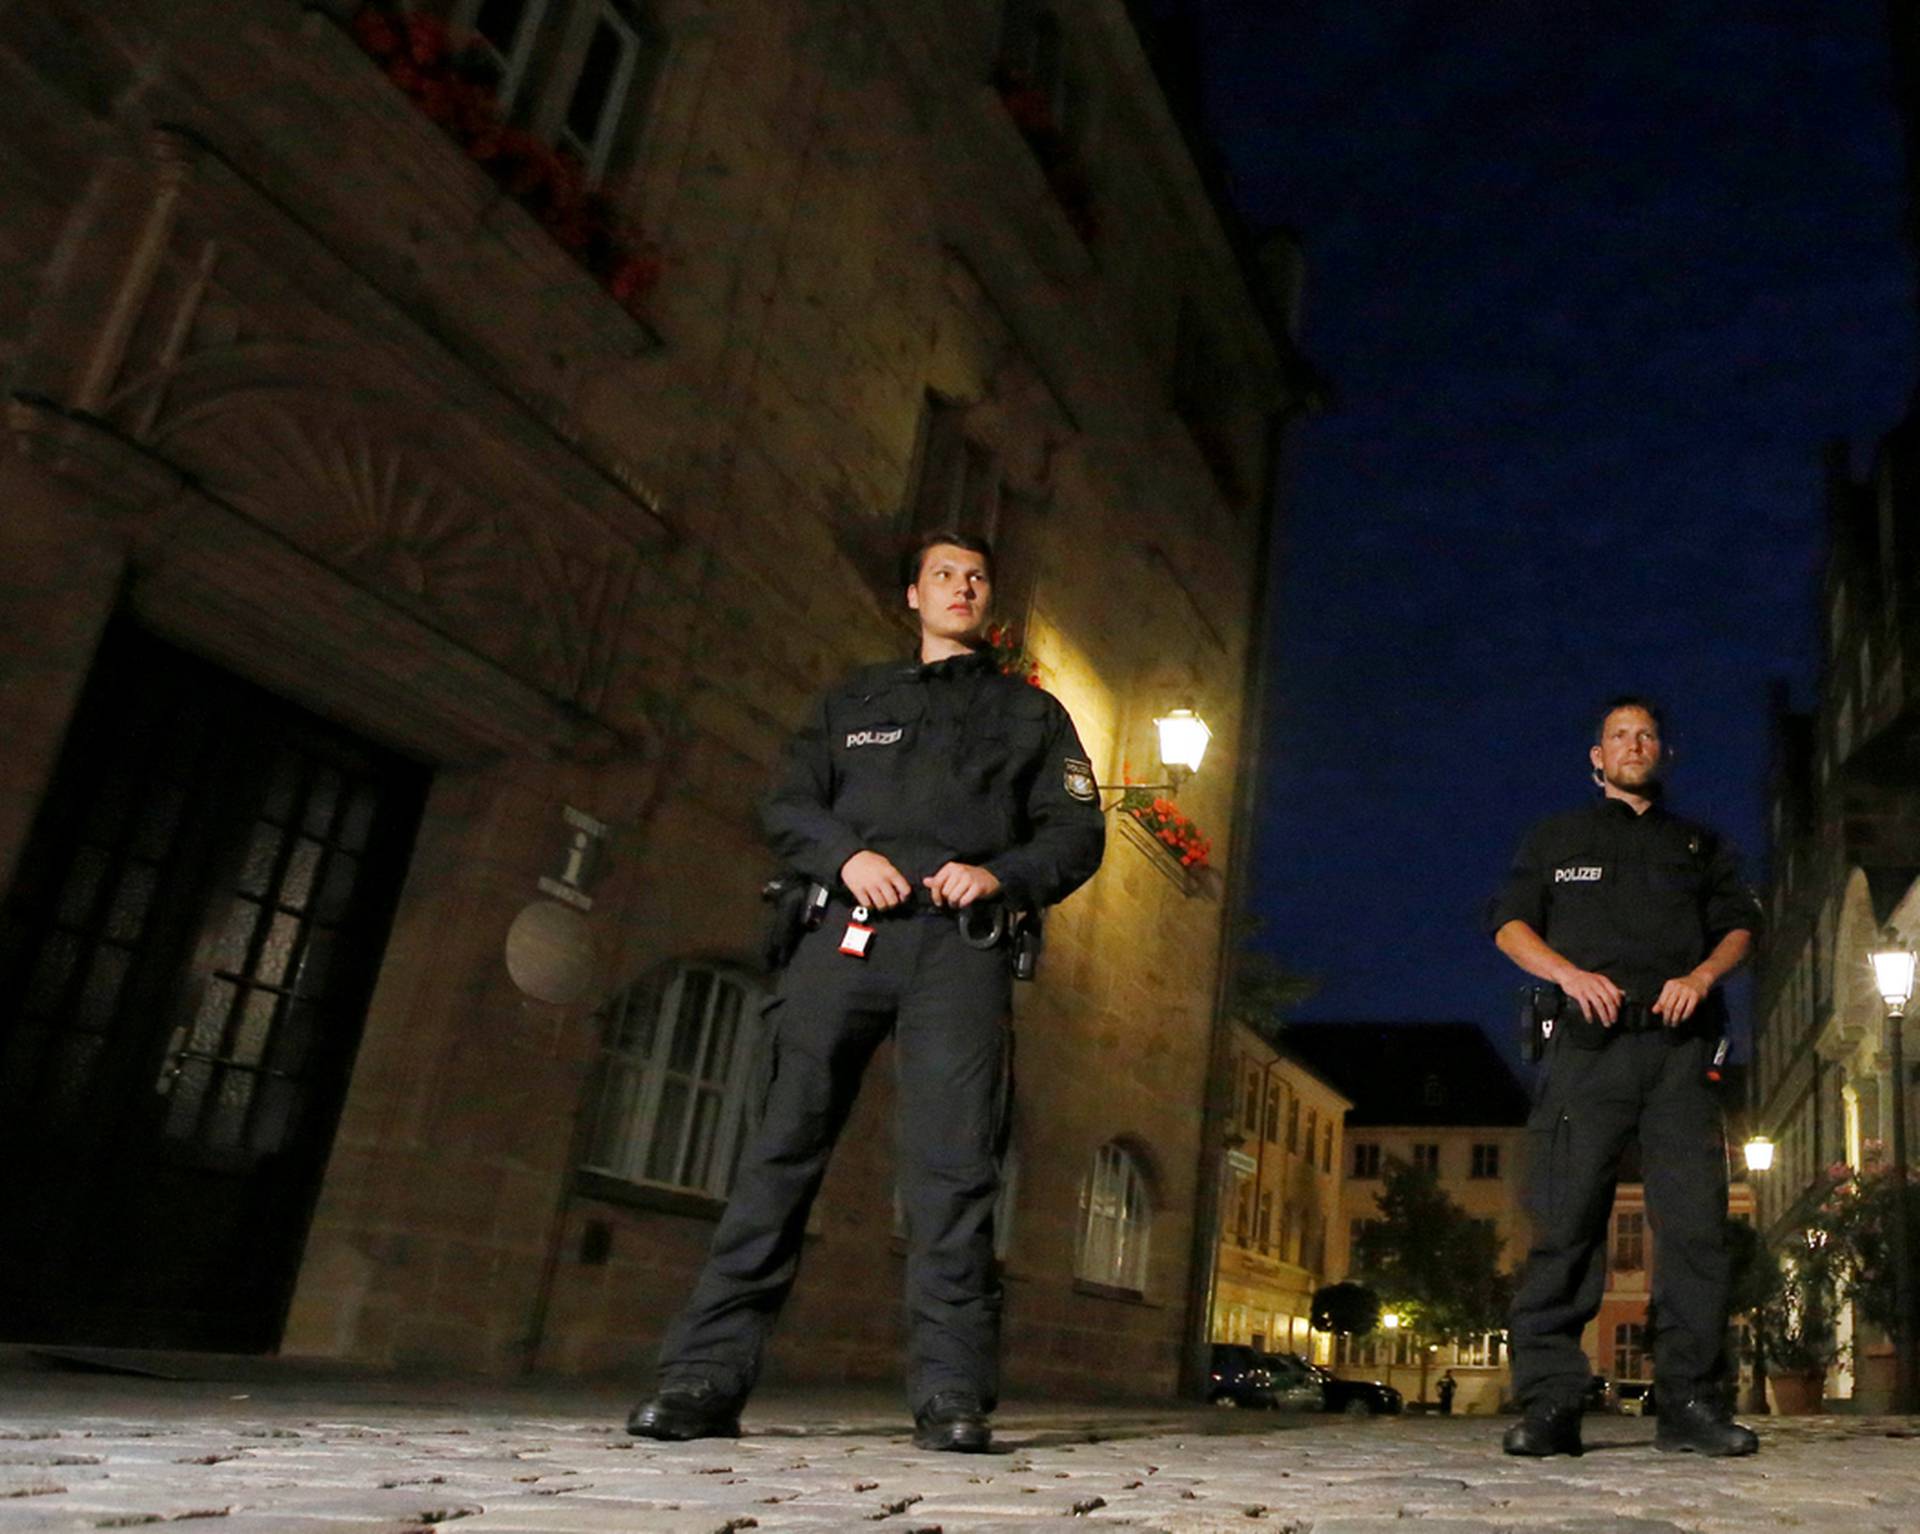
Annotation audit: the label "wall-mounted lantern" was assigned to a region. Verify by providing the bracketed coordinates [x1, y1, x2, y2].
[1153, 707, 1213, 790]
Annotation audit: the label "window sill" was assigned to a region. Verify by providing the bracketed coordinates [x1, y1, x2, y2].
[575, 1168, 727, 1222]
[1072, 1278, 1159, 1308]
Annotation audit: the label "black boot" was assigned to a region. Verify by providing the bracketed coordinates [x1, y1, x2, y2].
[1655, 1395, 1758, 1457]
[627, 1377, 743, 1441]
[1502, 1402, 1583, 1457]
[912, 1390, 992, 1453]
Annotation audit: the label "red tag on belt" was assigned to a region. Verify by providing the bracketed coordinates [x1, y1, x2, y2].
[839, 905, 874, 958]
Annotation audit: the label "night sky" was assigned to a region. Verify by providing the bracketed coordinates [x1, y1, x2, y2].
[1189, 3, 1917, 1044]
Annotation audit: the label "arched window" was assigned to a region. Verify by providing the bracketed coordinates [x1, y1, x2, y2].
[582, 962, 767, 1200]
[1075, 1141, 1152, 1292]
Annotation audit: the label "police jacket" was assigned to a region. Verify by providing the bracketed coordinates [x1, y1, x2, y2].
[762, 648, 1107, 910]
[1486, 796, 1762, 1020]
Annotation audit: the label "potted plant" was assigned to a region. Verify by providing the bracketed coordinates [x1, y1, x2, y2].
[1805, 1155, 1920, 1406]
[1749, 1238, 1839, 1415]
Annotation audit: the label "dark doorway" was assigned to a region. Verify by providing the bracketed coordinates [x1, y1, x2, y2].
[0, 623, 428, 1351]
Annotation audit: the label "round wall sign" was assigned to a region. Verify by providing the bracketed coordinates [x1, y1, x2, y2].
[505, 899, 596, 1005]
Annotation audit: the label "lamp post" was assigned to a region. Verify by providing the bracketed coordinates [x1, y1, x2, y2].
[1741, 1133, 1774, 1412]
[1868, 941, 1918, 1414]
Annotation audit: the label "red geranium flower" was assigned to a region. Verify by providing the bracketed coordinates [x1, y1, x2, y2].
[351, 9, 400, 57]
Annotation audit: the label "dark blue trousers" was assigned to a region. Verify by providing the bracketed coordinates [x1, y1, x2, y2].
[1510, 1029, 1731, 1411]
[656, 904, 1012, 1412]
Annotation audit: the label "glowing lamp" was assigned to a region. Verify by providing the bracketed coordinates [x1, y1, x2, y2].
[1743, 1136, 1775, 1173]
[1154, 708, 1212, 785]
[1870, 945, 1918, 1015]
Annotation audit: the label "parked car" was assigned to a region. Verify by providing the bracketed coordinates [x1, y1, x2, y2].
[1614, 1381, 1657, 1416]
[1206, 1344, 1322, 1411]
[1270, 1353, 1404, 1416]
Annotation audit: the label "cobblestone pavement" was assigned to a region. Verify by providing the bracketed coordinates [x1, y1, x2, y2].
[2, 1363, 1918, 1533]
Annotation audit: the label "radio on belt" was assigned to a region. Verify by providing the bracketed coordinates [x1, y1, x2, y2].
[839, 905, 875, 958]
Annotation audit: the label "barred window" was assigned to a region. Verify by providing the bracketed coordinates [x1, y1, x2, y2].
[583, 963, 766, 1200]
[1075, 1141, 1152, 1292]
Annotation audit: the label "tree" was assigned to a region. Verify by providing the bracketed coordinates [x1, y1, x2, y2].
[1312, 1281, 1381, 1338]
[1225, 949, 1319, 1047]
[1349, 1158, 1512, 1341]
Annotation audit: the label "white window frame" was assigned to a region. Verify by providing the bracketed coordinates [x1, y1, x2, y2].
[1076, 1141, 1152, 1292]
[543, 0, 647, 182]
[454, 0, 553, 113]
[583, 962, 766, 1200]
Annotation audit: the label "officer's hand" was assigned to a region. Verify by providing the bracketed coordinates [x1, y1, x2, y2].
[841, 850, 913, 911]
[1561, 968, 1624, 1026]
[924, 862, 1002, 909]
[1653, 972, 1713, 1025]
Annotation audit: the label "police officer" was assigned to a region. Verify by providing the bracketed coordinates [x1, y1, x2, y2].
[628, 530, 1105, 1453]
[1488, 696, 1761, 1458]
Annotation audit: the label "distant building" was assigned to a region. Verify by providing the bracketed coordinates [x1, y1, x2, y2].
[1207, 1023, 1351, 1361]
[1284, 1022, 1530, 1413]
[1748, 0, 1920, 1418]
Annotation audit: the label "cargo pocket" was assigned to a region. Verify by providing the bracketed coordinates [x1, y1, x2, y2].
[990, 1020, 1016, 1162]
[751, 996, 785, 1124]
[1526, 1103, 1571, 1226]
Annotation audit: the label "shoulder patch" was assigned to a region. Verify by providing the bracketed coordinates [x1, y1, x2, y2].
[1063, 757, 1097, 802]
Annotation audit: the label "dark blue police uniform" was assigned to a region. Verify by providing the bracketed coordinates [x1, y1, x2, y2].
[1488, 796, 1761, 1415]
[654, 648, 1105, 1415]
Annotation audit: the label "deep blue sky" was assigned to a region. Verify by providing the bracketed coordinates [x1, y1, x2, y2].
[1191, 3, 1917, 1038]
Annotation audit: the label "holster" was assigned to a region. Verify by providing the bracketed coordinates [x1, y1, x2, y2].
[1009, 907, 1043, 982]
[1518, 984, 1562, 1063]
[760, 874, 828, 971]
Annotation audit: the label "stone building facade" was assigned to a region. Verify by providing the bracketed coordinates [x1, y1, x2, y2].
[0, 0, 1314, 1397]
[1207, 1023, 1351, 1361]
[1754, 438, 1920, 1411]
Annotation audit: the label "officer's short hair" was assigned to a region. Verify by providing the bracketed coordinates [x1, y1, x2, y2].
[902, 530, 995, 590]
[1594, 694, 1666, 743]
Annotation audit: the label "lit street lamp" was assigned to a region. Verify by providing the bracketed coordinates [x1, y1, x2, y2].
[1741, 1131, 1774, 1413]
[1153, 708, 1212, 790]
[1867, 939, 1918, 1414]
